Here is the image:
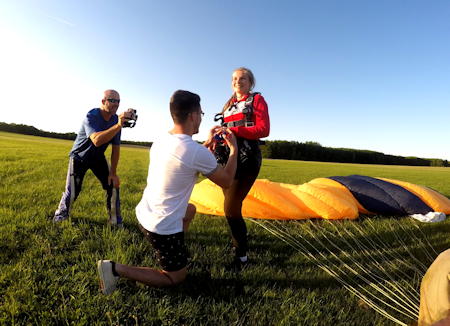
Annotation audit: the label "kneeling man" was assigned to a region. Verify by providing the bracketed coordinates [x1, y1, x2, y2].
[97, 90, 237, 294]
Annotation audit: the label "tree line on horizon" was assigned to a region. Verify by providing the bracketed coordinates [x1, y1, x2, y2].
[260, 140, 448, 167]
[0, 122, 152, 147]
[1, 122, 448, 167]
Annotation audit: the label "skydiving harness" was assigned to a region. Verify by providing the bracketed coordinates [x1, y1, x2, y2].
[213, 93, 261, 165]
[214, 92, 259, 128]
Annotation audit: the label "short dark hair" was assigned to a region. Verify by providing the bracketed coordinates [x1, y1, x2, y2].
[170, 90, 201, 123]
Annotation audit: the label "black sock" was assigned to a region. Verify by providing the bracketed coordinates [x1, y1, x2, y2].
[111, 261, 119, 277]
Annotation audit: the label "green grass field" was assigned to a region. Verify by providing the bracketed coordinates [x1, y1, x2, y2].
[1, 131, 450, 325]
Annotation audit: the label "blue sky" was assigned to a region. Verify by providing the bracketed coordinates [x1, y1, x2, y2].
[1, 1, 450, 159]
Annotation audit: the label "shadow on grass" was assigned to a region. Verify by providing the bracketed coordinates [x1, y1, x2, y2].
[185, 269, 341, 297]
[55, 214, 450, 307]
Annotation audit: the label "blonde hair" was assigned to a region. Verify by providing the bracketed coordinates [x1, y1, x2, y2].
[221, 67, 256, 113]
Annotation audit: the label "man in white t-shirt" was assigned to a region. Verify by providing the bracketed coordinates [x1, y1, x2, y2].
[97, 90, 238, 294]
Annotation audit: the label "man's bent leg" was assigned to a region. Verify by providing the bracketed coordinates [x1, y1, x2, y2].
[54, 157, 87, 222]
[183, 203, 196, 232]
[114, 264, 187, 287]
[97, 260, 186, 294]
[97, 227, 189, 293]
[91, 156, 122, 225]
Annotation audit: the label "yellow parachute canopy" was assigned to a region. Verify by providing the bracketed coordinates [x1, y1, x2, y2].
[189, 177, 450, 220]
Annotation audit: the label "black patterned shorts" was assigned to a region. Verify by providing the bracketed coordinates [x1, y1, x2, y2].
[139, 224, 188, 272]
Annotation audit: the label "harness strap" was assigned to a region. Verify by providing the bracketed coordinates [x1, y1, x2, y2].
[222, 92, 260, 128]
[245, 94, 255, 106]
[225, 121, 255, 128]
[214, 113, 224, 125]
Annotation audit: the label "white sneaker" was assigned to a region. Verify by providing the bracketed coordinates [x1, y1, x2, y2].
[97, 260, 119, 295]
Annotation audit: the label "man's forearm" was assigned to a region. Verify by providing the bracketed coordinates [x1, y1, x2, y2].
[90, 124, 122, 147]
[223, 150, 237, 179]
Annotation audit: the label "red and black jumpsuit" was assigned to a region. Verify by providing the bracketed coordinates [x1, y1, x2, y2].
[222, 92, 270, 258]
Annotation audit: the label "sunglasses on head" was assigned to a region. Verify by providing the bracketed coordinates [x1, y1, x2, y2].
[106, 98, 120, 104]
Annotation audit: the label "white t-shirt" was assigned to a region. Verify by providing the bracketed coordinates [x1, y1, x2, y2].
[136, 133, 218, 234]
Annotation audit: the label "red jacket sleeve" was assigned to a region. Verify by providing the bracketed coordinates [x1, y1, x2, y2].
[230, 94, 270, 140]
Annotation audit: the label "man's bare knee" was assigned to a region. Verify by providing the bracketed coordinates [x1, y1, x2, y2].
[183, 204, 196, 231]
[163, 268, 187, 286]
[186, 203, 196, 218]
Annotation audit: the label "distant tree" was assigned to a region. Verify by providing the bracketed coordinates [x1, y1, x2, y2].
[304, 141, 322, 147]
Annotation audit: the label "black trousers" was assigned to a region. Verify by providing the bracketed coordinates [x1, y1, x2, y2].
[55, 156, 121, 222]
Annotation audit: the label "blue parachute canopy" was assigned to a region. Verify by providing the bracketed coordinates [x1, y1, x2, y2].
[329, 175, 432, 216]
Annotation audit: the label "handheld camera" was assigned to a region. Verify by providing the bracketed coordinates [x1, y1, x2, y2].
[123, 108, 138, 128]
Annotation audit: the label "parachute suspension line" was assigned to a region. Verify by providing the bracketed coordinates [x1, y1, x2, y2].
[308, 220, 419, 318]
[385, 219, 437, 265]
[318, 218, 426, 319]
[252, 219, 410, 326]
[249, 218, 436, 326]
[348, 219, 426, 310]
[283, 219, 415, 324]
[306, 221, 417, 320]
[364, 218, 431, 272]
[325, 220, 421, 303]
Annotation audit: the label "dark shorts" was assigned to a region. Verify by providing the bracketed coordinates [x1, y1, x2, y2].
[139, 224, 188, 272]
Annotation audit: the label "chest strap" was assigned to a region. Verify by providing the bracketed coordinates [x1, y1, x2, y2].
[225, 120, 255, 128]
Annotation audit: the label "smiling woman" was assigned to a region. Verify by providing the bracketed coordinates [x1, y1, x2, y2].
[207, 67, 271, 267]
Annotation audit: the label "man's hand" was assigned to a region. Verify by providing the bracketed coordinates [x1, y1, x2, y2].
[204, 125, 222, 151]
[108, 174, 120, 188]
[117, 111, 133, 127]
[222, 128, 237, 153]
[206, 128, 238, 189]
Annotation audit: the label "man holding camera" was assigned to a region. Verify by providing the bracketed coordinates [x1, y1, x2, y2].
[53, 89, 133, 226]
[97, 90, 238, 293]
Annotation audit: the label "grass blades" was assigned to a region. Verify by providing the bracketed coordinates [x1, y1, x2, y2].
[2, 131, 450, 325]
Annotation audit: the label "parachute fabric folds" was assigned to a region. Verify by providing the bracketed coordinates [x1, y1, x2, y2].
[329, 175, 432, 216]
[241, 180, 313, 219]
[308, 178, 369, 215]
[293, 178, 359, 219]
[187, 178, 224, 216]
[379, 178, 450, 213]
[189, 176, 450, 220]
[191, 177, 359, 220]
